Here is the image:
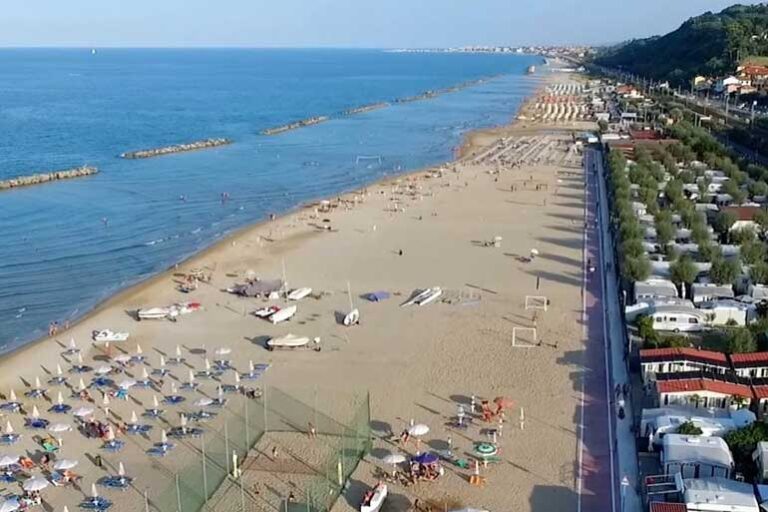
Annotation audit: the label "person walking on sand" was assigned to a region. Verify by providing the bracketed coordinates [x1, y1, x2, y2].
[307, 422, 316, 439]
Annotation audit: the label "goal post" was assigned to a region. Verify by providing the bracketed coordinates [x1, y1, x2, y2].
[525, 295, 548, 311]
[512, 327, 538, 348]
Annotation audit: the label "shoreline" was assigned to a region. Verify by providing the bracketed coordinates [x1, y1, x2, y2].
[3, 72, 551, 361]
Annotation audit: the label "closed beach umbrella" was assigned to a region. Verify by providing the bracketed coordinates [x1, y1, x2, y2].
[56, 364, 63, 377]
[135, 344, 143, 355]
[78, 378, 86, 391]
[0, 455, 18, 467]
[0, 497, 19, 512]
[73, 406, 94, 418]
[194, 398, 213, 407]
[204, 359, 211, 371]
[49, 423, 71, 433]
[214, 347, 231, 356]
[175, 346, 182, 358]
[91, 483, 99, 498]
[152, 395, 160, 409]
[160, 430, 168, 444]
[68, 338, 77, 351]
[53, 459, 78, 470]
[34, 377, 42, 390]
[130, 411, 138, 424]
[159, 356, 166, 368]
[8, 390, 16, 402]
[23, 475, 49, 491]
[179, 415, 188, 428]
[31, 406, 40, 419]
[188, 370, 195, 384]
[118, 462, 126, 477]
[56, 391, 64, 405]
[5, 421, 13, 434]
[408, 424, 429, 437]
[76, 353, 84, 365]
[141, 368, 149, 380]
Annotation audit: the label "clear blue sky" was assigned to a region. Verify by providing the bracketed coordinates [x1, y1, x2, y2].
[0, 0, 762, 48]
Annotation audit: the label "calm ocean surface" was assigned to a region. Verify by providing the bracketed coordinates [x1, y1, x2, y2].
[0, 49, 541, 351]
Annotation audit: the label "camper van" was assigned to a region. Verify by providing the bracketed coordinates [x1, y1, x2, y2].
[652, 306, 707, 333]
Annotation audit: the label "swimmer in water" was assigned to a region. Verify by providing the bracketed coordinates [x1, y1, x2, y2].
[101, 217, 108, 227]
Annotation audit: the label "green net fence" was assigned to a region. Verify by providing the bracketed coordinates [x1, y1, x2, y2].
[95, 386, 370, 512]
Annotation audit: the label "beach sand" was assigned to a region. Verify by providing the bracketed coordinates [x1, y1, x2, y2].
[0, 74, 597, 512]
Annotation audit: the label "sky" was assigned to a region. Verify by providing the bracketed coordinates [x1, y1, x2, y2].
[0, 0, 763, 48]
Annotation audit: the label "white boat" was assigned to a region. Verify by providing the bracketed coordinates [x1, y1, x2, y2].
[92, 330, 130, 342]
[417, 287, 442, 306]
[360, 483, 387, 512]
[137, 307, 172, 321]
[266, 334, 310, 351]
[401, 287, 441, 307]
[287, 287, 312, 301]
[254, 306, 280, 318]
[270, 304, 297, 324]
[343, 308, 360, 326]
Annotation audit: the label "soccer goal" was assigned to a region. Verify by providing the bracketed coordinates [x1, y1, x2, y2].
[525, 295, 548, 311]
[512, 327, 538, 348]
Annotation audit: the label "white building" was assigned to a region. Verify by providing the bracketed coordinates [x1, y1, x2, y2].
[683, 477, 758, 511]
[731, 352, 768, 379]
[691, 283, 734, 304]
[640, 348, 730, 383]
[698, 299, 751, 327]
[656, 377, 753, 410]
[640, 407, 755, 440]
[662, 434, 734, 479]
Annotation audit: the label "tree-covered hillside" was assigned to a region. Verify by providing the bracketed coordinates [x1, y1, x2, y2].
[594, 4, 768, 85]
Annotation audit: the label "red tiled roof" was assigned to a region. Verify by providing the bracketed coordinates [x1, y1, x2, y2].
[741, 65, 768, 76]
[630, 130, 663, 140]
[753, 385, 768, 399]
[649, 503, 687, 512]
[730, 352, 768, 368]
[722, 206, 761, 222]
[640, 347, 728, 365]
[657, 378, 752, 398]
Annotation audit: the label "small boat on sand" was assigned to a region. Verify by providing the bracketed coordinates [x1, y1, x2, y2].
[343, 308, 360, 326]
[401, 287, 442, 307]
[360, 483, 387, 512]
[266, 334, 317, 351]
[254, 306, 280, 318]
[137, 302, 200, 321]
[137, 307, 172, 321]
[92, 330, 130, 342]
[287, 287, 312, 301]
[270, 304, 297, 324]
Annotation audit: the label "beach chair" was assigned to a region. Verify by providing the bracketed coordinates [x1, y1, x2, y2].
[453, 458, 470, 470]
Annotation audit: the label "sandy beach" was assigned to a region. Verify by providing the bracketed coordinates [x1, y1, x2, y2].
[0, 74, 599, 512]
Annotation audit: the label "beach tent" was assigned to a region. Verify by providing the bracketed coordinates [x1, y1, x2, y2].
[232, 279, 283, 297]
[364, 291, 390, 302]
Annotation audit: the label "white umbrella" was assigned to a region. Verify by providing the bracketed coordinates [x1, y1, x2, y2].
[214, 347, 231, 356]
[204, 359, 211, 371]
[118, 379, 136, 389]
[248, 361, 255, 373]
[8, 390, 16, 402]
[194, 398, 213, 407]
[78, 378, 87, 391]
[68, 338, 78, 351]
[152, 395, 160, 409]
[130, 411, 138, 424]
[77, 353, 84, 365]
[180, 415, 188, 428]
[91, 483, 99, 498]
[49, 423, 71, 433]
[0, 497, 19, 512]
[141, 368, 149, 380]
[382, 454, 406, 464]
[34, 377, 42, 389]
[5, 421, 13, 434]
[57, 391, 64, 406]
[175, 346, 182, 358]
[23, 476, 49, 491]
[73, 406, 94, 418]
[56, 364, 63, 376]
[102, 395, 110, 407]
[170, 382, 177, 394]
[53, 459, 78, 470]
[0, 455, 18, 467]
[530, 248, 539, 256]
[95, 365, 112, 375]
[234, 373, 241, 385]
[118, 462, 126, 477]
[104, 425, 115, 442]
[159, 355, 166, 367]
[62, 507, 69, 512]
[113, 354, 131, 364]
[408, 424, 429, 437]
[31, 406, 40, 419]
[188, 370, 195, 384]
[160, 429, 168, 444]
[135, 344, 143, 355]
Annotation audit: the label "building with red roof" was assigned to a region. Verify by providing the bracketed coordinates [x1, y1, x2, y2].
[730, 352, 768, 379]
[656, 376, 753, 410]
[640, 348, 730, 383]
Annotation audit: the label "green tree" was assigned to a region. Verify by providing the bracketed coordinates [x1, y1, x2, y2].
[677, 421, 703, 435]
[670, 255, 698, 298]
[755, 209, 768, 235]
[698, 242, 721, 263]
[725, 422, 768, 480]
[623, 255, 651, 283]
[713, 211, 738, 239]
[691, 221, 711, 246]
[621, 238, 645, 259]
[724, 180, 747, 205]
[731, 227, 757, 246]
[750, 181, 768, 199]
[655, 219, 676, 247]
[636, 315, 659, 345]
[725, 327, 757, 354]
[740, 239, 766, 265]
[710, 257, 741, 285]
[620, 220, 644, 241]
[597, 119, 608, 133]
[750, 261, 768, 285]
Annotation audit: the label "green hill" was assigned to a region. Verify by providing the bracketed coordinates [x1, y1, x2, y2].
[594, 4, 768, 85]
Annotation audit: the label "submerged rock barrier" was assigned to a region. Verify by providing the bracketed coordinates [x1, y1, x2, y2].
[119, 138, 232, 159]
[341, 102, 390, 116]
[0, 165, 98, 191]
[261, 116, 330, 136]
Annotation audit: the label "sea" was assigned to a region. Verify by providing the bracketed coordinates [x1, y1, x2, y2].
[0, 48, 542, 352]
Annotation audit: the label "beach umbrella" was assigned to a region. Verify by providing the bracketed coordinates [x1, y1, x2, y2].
[179, 415, 188, 428]
[76, 353, 84, 365]
[68, 338, 78, 351]
[0, 455, 18, 467]
[53, 459, 78, 470]
[493, 397, 515, 410]
[188, 370, 195, 384]
[140, 368, 149, 380]
[73, 406, 94, 418]
[91, 483, 99, 498]
[530, 248, 539, 257]
[204, 359, 211, 371]
[95, 365, 112, 375]
[31, 406, 40, 419]
[118, 379, 136, 389]
[152, 395, 160, 409]
[194, 398, 213, 407]
[113, 354, 131, 364]
[175, 346, 182, 358]
[160, 429, 168, 444]
[49, 423, 71, 433]
[34, 377, 42, 390]
[248, 361, 255, 373]
[5, 421, 13, 435]
[408, 424, 429, 437]
[412, 452, 439, 464]
[56, 364, 63, 377]
[8, 390, 16, 402]
[118, 462, 126, 477]
[170, 382, 178, 394]
[78, 378, 87, 391]
[23, 475, 49, 491]
[56, 391, 64, 406]
[234, 373, 241, 385]
[130, 411, 138, 425]
[382, 453, 406, 465]
[62, 507, 69, 512]
[0, 497, 19, 512]
[135, 344, 143, 355]
[159, 355, 166, 368]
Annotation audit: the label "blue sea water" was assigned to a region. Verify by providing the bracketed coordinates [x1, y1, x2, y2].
[0, 48, 541, 351]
